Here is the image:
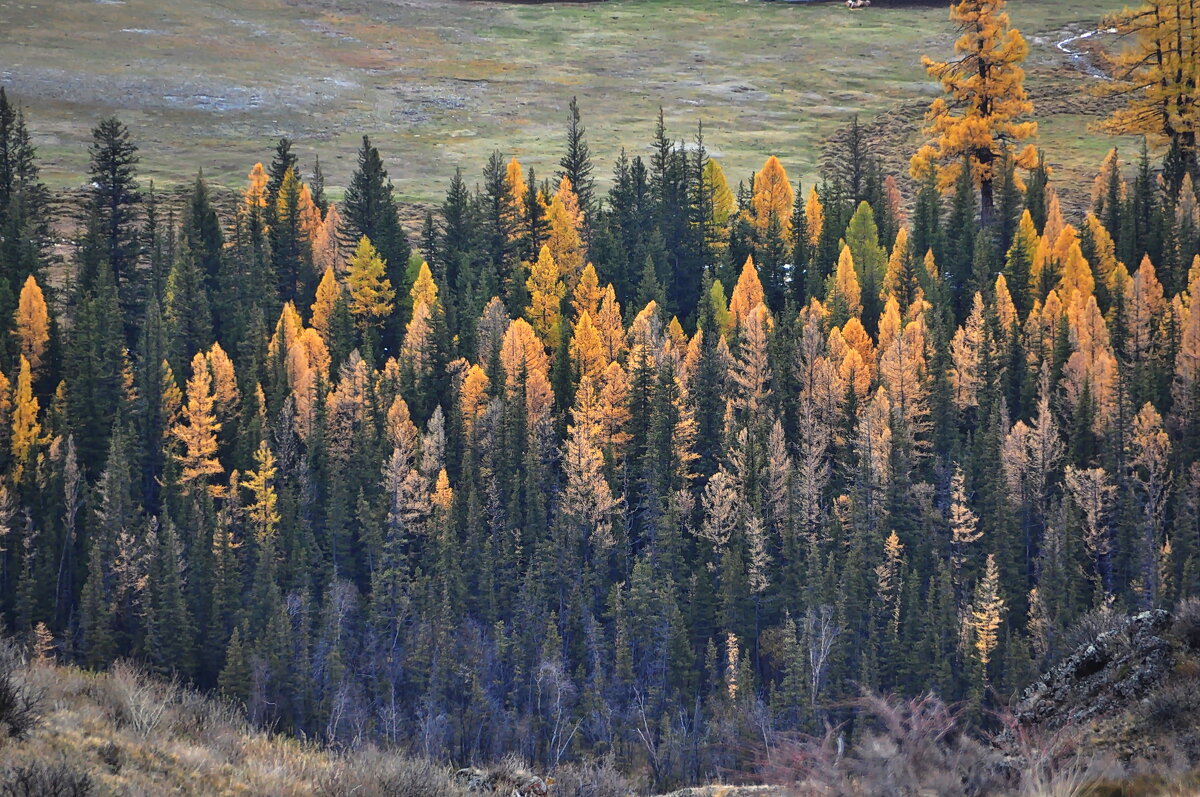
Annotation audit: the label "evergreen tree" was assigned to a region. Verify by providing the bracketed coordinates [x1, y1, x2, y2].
[86, 117, 142, 327]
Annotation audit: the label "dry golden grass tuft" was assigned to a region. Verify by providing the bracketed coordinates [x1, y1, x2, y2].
[0, 654, 469, 796]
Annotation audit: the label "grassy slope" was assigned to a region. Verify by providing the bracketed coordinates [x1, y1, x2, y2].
[1, 0, 1129, 203]
[1, 656, 491, 796]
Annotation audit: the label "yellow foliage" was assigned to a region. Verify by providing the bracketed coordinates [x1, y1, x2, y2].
[312, 202, 344, 275]
[883, 226, 910, 300]
[572, 263, 603, 320]
[595, 284, 627, 363]
[834, 246, 863, 319]
[172, 352, 222, 489]
[205, 342, 239, 419]
[297, 182, 322, 243]
[459, 364, 490, 434]
[500, 317, 554, 428]
[1098, 1, 1200, 151]
[804, 186, 824, 248]
[9, 356, 40, 483]
[525, 244, 565, 350]
[704, 158, 735, 227]
[546, 176, 586, 287]
[244, 162, 268, 211]
[310, 265, 342, 342]
[911, 0, 1037, 197]
[242, 440, 280, 542]
[347, 236, 395, 330]
[570, 310, 607, 384]
[14, 275, 50, 376]
[751, 155, 794, 237]
[728, 256, 765, 328]
[971, 553, 1005, 672]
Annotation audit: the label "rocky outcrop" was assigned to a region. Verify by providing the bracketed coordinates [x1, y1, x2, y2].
[1013, 610, 1176, 733]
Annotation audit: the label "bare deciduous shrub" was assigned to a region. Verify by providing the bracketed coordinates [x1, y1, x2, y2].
[761, 693, 1006, 797]
[1143, 679, 1200, 732]
[0, 642, 41, 740]
[103, 661, 177, 738]
[318, 749, 464, 797]
[171, 687, 244, 738]
[550, 757, 637, 797]
[1058, 605, 1128, 663]
[0, 758, 93, 797]
[1172, 598, 1200, 652]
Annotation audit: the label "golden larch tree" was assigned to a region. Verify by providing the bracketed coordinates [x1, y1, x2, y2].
[410, 261, 439, 310]
[242, 439, 280, 543]
[950, 293, 986, 409]
[504, 157, 528, 244]
[562, 375, 623, 552]
[912, 0, 1038, 223]
[704, 158, 735, 228]
[244, 162, 268, 212]
[569, 310, 607, 384]
[970, 553, 1005, 674]
[14, 275, 50, 376]
[347, 236, 395, 332]
[751, 155, 794, 237]
[598, 361, 632, 460]
[9, 356, 40, 483]
[832, 246, 863, 320]
[804, 186, 824, 249]
[730, 303, 774, 418]
[399, 301, 436, 385]
[595, 284, 627, 363]
[298, 182, 322, 243]
[728, 256, 765, 328]
[172, 351, 222, 489]
[1099, 1, 1200, 164]
[526, 244, 565, 350]
[949, 462, 982, 586]
[500, 317, 555, 430]
[572, 262, 603, 321]
[312, 203, 344, 275]
[205, 342, 240, 422]
[310, 265, 342, 342]
[876, 531, 905, 634]
[459, 364, 490, 435]
[546, 176, 586, 287]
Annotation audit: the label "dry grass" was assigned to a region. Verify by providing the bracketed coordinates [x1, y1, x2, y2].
[0, 656, 468, 796]
[0, 652, 637, 796]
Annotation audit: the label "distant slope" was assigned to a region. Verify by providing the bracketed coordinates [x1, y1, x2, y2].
[0, 0, 1129, 201]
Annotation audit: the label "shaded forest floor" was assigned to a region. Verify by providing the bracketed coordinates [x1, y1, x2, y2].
[1, 0, 1135, 203]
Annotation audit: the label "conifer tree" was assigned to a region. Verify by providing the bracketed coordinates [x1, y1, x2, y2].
[340, 136, 410, 336]
[559, 97, 596, 222]
[87, 117, 142, 322]
[0, 89, 51, 298]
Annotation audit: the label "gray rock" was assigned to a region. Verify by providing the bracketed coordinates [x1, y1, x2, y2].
[1011, 609, 1174, 732]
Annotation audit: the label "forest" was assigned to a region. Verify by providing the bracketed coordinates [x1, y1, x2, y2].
[0, 0, 1198, 790]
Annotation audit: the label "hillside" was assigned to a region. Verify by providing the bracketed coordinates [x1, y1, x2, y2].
[2, 0, 1200, 793]
[0, 644, 629, 796]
